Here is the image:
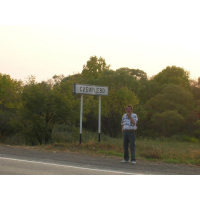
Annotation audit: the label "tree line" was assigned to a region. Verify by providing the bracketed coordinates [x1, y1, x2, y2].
[1, 56, 200, 145]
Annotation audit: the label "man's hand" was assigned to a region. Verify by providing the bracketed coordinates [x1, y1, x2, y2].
[127, 113, 131, 119]
[128, 113, 136, 125]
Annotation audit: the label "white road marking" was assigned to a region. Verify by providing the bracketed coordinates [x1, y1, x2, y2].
[0, 156, 143, 175]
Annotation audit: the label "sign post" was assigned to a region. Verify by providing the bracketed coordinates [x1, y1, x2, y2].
[80, 95, 83, 144]
[73, 84, 108, 144]
[98, 95, 101, 142]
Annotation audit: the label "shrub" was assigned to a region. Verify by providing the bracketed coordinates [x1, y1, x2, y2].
[151, 110, 184, 137]
[182, 135, 199, 143]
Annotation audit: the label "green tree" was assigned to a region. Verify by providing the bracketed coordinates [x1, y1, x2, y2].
[138, 80, 161, 104]
[190, 77, 200, 100]
[113, 68, 143, 95]
[152, 66, 190, 90]
[194, 120, 200, 139]
[150, 110, 185, 137]
[87, 67, 148, 97]
[0, 73, 22, 109]
[21, 77, 74, 145]
[82, 56, 110, 79]
[0, 73, 23, 140]
[143, 84, 194, 137]
[146, 84, 193, 116]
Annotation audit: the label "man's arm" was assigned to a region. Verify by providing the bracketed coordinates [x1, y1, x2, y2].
[130, 117, 136, 125]
[127, 113, 137, 125]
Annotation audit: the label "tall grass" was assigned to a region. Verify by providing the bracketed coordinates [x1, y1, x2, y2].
[51, 125, 200, 165]
[4, 124, 200, 165]
[136, 138, 200, 165]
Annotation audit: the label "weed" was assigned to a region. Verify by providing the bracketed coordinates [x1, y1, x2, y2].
[5, 126, 200, 165]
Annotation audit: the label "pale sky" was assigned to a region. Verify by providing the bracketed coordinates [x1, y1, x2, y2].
[0, 0, 200, 82]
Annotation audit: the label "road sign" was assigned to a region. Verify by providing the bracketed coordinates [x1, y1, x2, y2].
[73, 84, 108, 96]
[73, 84, 108, 144]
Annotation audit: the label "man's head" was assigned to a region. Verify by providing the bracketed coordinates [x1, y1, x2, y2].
[126, 104, 133, 113]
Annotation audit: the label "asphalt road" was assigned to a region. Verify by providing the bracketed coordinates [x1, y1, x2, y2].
[0, 145, 199, 175]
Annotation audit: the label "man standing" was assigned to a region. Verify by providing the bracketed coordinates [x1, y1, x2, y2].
[121, 104, 138, 164]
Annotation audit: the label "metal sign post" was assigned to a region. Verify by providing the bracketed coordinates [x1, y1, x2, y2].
[98, 95, 101, 142]
[80, 95, 83, 144]
[73, 84, 108, 144]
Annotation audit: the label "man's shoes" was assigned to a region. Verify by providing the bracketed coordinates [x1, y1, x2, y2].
[121, 160, 136, 164]
[131, 161, 136, 164]
[120, 159, 128, 163]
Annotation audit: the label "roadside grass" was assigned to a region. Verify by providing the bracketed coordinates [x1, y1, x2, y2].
[4, 126, 200, 166]
[43, 137, 200, 166]
[136, 138, 200, 165]
[50, 129, 200, 166]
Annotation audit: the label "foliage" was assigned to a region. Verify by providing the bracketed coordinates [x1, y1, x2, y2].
[0, 74, 23, 140]
[1, 57, 200, 144]
[146, 84, 193, 115]
[150, 110, 185, 137]
[0, 73, 22, 109]
[82, 56, 110, 79]
[20, 77, 75, 145]
[152, 66, 191, 90]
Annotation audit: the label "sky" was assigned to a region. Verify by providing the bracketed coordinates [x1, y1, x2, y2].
[0, 0, 200, 82]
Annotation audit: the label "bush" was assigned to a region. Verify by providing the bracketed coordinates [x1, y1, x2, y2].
[182, 135, 199, 143]
[5, 132, 26, 145]
[52, 124, 78, 143]
[191, 137, 199, 143]
[151, 110, 185, 137]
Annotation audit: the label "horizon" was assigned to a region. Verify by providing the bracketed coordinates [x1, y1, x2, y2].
[0, 64, 197, 83]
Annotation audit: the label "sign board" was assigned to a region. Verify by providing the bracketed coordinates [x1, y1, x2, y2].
[73, 84, 108, 144]
[73, 84, 108, 96]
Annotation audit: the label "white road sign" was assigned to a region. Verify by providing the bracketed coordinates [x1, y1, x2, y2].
[73, 83, 108, 143]
[73, 84, 108, 96]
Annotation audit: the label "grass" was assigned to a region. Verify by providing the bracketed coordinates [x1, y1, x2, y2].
[39, 138, 200, 166]
[46, 129, 200, 166]
[136, 138, 200, 165]
[4, 126, 200, 166]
